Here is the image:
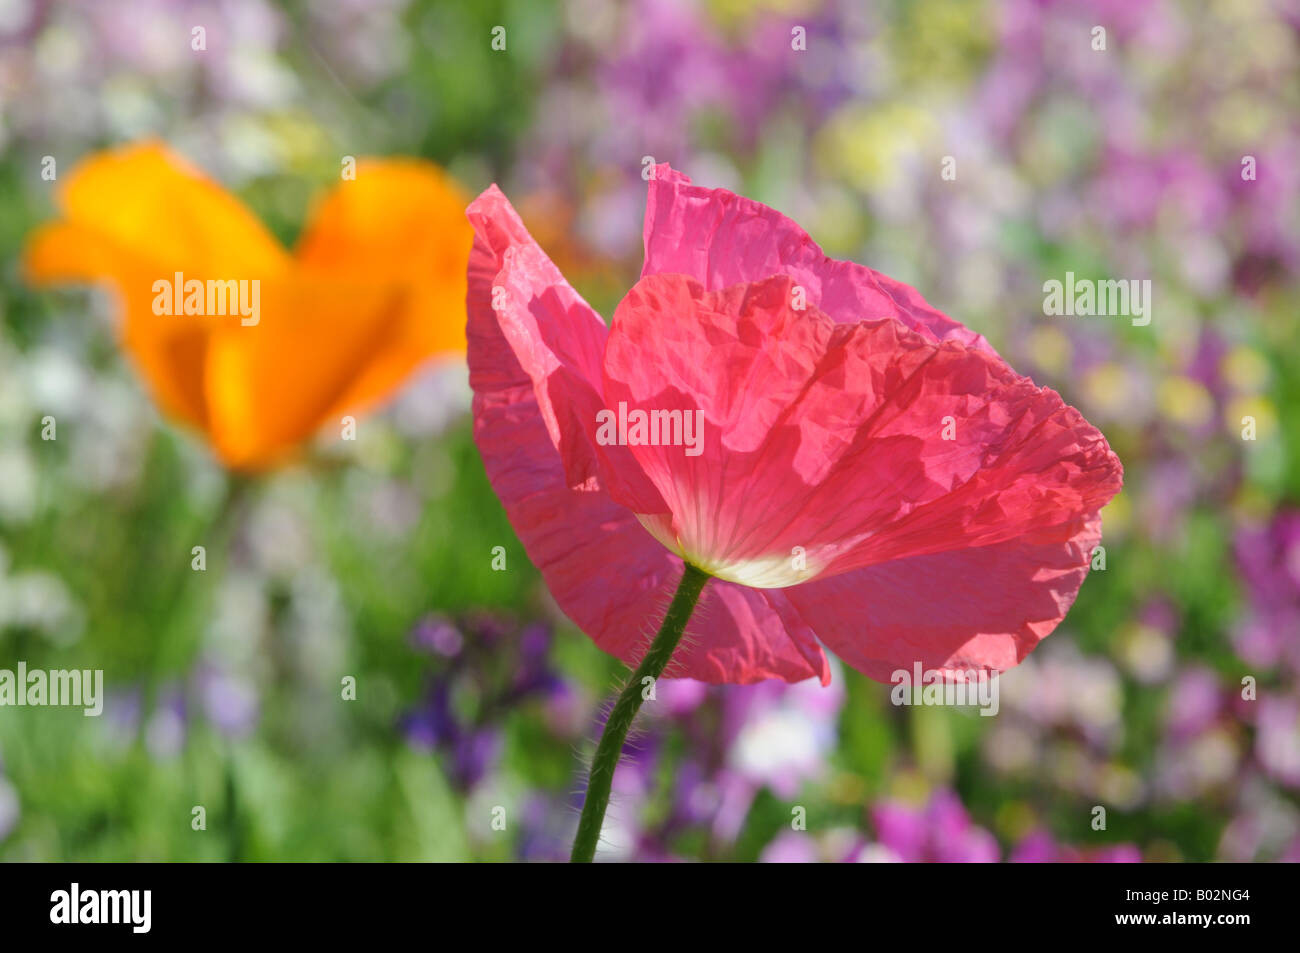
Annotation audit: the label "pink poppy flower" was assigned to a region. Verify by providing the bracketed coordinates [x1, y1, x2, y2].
[465, 164, 1122, 687]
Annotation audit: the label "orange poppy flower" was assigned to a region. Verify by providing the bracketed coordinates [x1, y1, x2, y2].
[24, 141, 472, 470]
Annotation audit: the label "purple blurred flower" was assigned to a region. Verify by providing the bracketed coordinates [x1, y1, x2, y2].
[99, 687, 144, 750]
[724, 666, 845, 799]
[1010, 829, 1141, 863]
[1165, 667, 1224, 742]
[450, 729, 502, 792]
[410, 615, 463, 657]
[145, 686, 187, 760]
[1256, 696, 1300, 790]
[194, 664, 259, 739]
[1233, 512, 1300, 674]
[400, 613, 570, 793]
[759, 830, 819, 864]
[872, 789, 999, 863]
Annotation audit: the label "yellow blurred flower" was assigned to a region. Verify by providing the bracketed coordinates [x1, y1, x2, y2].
[24, 141, 472, 471]
[705, 0, 818, 30]
[1227, 395, 1277, 442]
[1027, 325, 1071, 377]
[1157, 375, 1214, 429]
[816, 103, 939, 192]
[1081, 361, 1133, 418]
[1222, 345, 1270, 395]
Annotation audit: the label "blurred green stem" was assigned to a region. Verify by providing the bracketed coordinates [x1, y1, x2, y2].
[224, 747, 244, 862]
[570, 563, 709, 863]
[154, 473, 253, 858]
[153, 474, 250, 641]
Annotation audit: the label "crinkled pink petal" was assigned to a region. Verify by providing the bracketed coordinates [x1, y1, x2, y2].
[466, 186, 665, 512]
[466, 187, 827, 685]
[783, 516, 1101, 682]
[602, 272, 1121, 587]
[642, 164, 994, 354]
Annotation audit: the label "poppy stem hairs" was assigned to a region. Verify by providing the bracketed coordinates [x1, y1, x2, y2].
[570, 563, 711, 862]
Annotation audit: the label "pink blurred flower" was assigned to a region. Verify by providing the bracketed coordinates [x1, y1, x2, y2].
[1164, 667, 1224, 739]
[872, 790, 999, 863]
[1010, 829, 1141, 863]
[1256, 696, 1300, 790]
[1233, 512, 1300, 675]
[759, 831, 820, 863]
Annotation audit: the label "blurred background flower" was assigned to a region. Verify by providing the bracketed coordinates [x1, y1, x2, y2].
[23, 141, 472, 470]
[1, 0, 1296, 861]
